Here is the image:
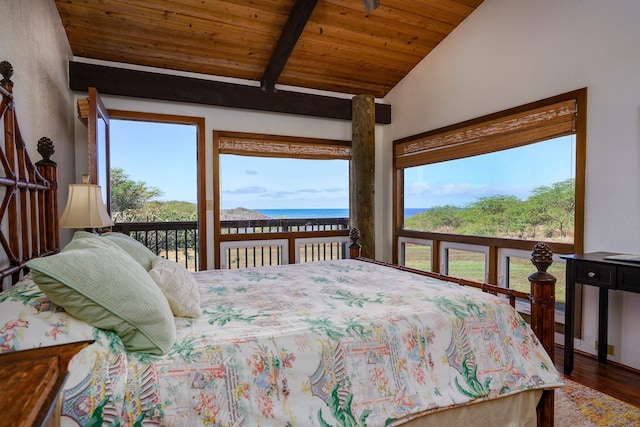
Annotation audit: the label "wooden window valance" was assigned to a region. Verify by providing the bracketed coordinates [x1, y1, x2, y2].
[394, 99, 577, 168]
[216, 132, 351, 160]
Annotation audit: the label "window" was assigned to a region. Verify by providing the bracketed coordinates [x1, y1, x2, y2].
[393, 89, 587, 318]
[441, 243, 489, 283]
[214, 131, 351, 269]
[403, 136, 576, 243]
[107, 111, 206, 270]
[499, 248, 567, 320]
[398, 237, 433, 272]
[110, 119, 197, 222]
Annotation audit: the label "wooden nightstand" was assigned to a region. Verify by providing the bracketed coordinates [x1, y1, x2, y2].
[562, 252, 640, 375]
[0, 341, 92, 427]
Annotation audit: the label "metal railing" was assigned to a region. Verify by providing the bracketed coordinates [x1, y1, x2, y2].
[112, 217, 350, 271]
[112, 221, 199, 271]
[220, 235, 350, 269]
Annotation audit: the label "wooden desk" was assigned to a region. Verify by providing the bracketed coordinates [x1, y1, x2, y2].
[561, 252, 640, 374]
[0, 341, 92, 427]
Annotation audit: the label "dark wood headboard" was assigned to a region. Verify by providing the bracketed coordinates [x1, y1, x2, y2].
[0, 61, 59, 289]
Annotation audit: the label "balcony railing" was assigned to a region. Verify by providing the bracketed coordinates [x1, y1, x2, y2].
[112, 217, 350, 271]
[112, 221, 199, 271]
[222, 217, 349, 234]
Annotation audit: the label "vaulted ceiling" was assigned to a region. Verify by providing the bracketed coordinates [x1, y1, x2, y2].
[54, 0, 483, 99]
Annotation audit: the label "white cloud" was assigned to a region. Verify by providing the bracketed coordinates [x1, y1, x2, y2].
[410, 182, 431, 193]
[406, 181, 531, 208]
[223, 186, 267, 195]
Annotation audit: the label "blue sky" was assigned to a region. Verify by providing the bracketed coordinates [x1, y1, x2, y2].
[220, 156, 349, 209]
[110, 119, 575, 210]
[111, 120, 198, 203]
[404, 136, 576, 208]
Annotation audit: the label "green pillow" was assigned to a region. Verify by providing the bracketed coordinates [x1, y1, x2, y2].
[71, 230, 131, 254]
[27, 238, 176, 355]
[101, 232, 157, 271]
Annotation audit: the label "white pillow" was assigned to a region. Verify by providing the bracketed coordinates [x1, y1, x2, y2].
[148, 257, 202, 318]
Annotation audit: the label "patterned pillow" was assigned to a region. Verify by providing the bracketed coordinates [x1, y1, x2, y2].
[148, 257, 202, 318]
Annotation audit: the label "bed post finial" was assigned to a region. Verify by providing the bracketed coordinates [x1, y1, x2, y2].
[0, 61, 13, 87]
[37, 137, 56, 165]
[531, 242, 553, 273]
[349, 227, 362, 258]
[528, 242, 556, 427]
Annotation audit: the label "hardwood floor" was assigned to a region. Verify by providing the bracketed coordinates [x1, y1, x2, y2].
[554, 345, 640, 408]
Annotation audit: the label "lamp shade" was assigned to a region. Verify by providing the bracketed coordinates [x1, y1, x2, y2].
[59, 183, 114, 229]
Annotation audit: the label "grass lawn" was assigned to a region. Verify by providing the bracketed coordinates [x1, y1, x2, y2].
[403, 244, 566, 305]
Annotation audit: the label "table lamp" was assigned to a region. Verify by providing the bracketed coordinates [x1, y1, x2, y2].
[59, 174, 114, 232]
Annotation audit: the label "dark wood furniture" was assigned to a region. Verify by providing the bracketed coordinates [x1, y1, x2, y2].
[561, 252, 640, 374]
[0, 341, 91, 427]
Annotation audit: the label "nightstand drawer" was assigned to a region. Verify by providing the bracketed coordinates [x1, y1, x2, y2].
[618, 266, 640, 292]
[575, 262, 615, 288]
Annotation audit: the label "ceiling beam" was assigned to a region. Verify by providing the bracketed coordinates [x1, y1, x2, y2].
[69, 61, 391, 124]
[261, 0, 319, 92]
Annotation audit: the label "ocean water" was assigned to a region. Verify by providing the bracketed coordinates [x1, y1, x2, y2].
[255, 208, 428, 219]
[256, 208, 348, 219]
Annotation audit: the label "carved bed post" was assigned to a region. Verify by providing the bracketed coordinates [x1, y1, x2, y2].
[529, 242, 556, 427]
[36, 137, 58, 254]
[349, 227, 362, 258]
[1, 61, 20, 271]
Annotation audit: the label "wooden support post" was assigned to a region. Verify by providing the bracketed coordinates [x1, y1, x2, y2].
[529, 242, 556, 427]
[350, 94, 375, 258]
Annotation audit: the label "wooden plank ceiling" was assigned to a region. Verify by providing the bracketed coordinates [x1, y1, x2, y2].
[55, 0, 483, 98]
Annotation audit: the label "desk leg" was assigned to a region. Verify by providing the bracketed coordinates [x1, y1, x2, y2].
[598, 287, 608, 362]
[564, 267, 576, 374]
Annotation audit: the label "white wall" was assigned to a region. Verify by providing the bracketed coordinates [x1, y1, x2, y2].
[0, 0, 76, 243]
[384, 0, 640, 369]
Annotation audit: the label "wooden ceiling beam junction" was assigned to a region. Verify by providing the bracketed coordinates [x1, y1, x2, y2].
[261, 0, 319, 92]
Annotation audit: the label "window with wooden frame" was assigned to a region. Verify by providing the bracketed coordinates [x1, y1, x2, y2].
[106, 110, 206, 271]
[393, 89, 587, 324]
[213, 131, 351, 269]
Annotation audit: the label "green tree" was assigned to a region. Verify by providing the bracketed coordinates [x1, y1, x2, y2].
[402, 178, 575, 242]
[458, 195, 524, 237]
[110, 167, 163, 222]
[404, 205, 462, 232]
[526, 179, 575, 238]
[109, 169, 198, 256]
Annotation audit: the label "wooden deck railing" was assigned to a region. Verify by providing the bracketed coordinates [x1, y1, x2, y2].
[112, 217, 350, 271]
[222, 217, 349, 233]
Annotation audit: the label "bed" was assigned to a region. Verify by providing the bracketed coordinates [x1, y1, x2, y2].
[0, 61, 562, 427]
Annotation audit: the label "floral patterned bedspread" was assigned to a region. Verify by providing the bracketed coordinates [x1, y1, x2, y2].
[0, 259, 562, 426]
